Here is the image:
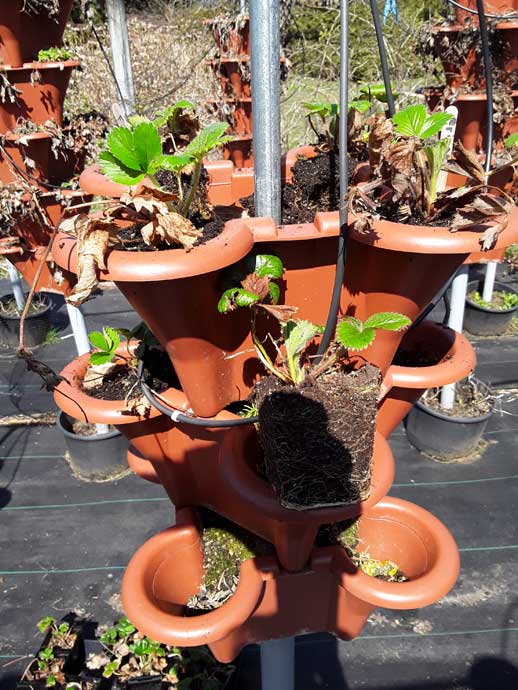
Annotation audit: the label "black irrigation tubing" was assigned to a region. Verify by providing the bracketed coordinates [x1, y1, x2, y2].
[369, 0, 395, 117]
[474, 0, 494, 173]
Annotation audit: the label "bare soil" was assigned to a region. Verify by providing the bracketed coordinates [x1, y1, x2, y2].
[422, 380, 494, 418]
[254, 364, 380, 510]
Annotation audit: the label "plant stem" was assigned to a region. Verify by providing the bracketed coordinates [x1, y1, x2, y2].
[181, 160, 201, 216]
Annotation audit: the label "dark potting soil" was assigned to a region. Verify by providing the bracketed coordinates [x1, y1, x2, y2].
[421, 380, 494, 418]
[187, 509, 273, 612]
[81, 346, 178, 401]
[393, 345, 448, 368]
[376, 195, 453, 227]
[254, 364, 381, 510]
[318, 519, 407, 582]
[240, 151, 359, 224]
[116, 213, 224, 252]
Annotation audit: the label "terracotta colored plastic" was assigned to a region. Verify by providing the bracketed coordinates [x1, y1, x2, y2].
[431, 24, 482, 89]
[121, 499, 459, 661]
[204, 16, 250, 56]
[498, 22, 518, 82]
[0, 60, 79, 132]
[455, 0, 518, 23]
[127, 446, 160, 484]
[377, 320, 476, 437]
[222, 135, 253, 168]
[208, 58, 251, 98]
[465, 246, 507, 264]
[0, 1, 74, 67]
[53, 347, 396, 571]
[0, 132, 53, 187]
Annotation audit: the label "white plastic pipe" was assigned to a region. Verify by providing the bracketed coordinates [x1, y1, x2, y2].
[260, 637, 295, 690]
[6, 262, 26, 311]
[440, 265, 469, 410]
[66, 302, 91, 356]
[482, 261, 498, 303]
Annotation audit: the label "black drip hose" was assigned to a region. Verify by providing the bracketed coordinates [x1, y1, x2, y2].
[474, 0, 494, 174]
[315, 0, 350, 359]
[369, 0, 396, 118]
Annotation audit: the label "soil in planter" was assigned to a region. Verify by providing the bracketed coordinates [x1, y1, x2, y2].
[421, 380, 493, 418]
[81, 345, 179, 402]
[117, 214, 225, 252]
[187, 509, 273, 612]
[393, 345, 449, 367]
[254, 364, 380, 510]
[318, 519, 408, 582]
[468, 289, 518, 310]
[240, 151, 361, 224]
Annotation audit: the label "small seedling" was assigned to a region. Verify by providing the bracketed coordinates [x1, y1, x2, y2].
[359, 81, 399, 103]
[88, 327, 120, 365]
[37, 47, 73, 62]
[303, 100, 371, 151]
[470, 289, 518, 310]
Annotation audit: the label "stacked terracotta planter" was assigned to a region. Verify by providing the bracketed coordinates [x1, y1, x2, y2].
[0, 1, 84, 296]
[50, 137, 518, 661]
[205, 15, 254, 168]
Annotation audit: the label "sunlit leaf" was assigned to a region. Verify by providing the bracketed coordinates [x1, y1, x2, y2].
[107, 127, 141, 171]
[363, 312, 411, 331]
[99, 151, 145, 186]
[254, 254, 284, 279]
[337, 319, 376, 351]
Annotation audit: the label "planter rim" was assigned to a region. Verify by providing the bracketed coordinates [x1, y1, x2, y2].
[337, 496, 460, 609]
[0, 292, 50, 320]
[465, 280, 518, 314]
[0, 239, 24, 256]
[4, 131, 53, 143]
[219, 428, 395, 523]
[57, 410, 121, 442]
[388, 320, 476, 389]
[79, 164, 129, 198]
[415, 380, 494, 424]
[52, 219, 254, 283]
[0, 59, 81, 72]
[495, 20, 518, 28]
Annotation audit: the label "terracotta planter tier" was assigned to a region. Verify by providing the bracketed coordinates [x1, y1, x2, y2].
[0, 132, 53, 187]
[53, 348, 395, 571]
[204, 16, 250, 56]
[206, 58, 251, 98]
[127, 446, 160, 484]
[454, 1, 518, 23]
[377, 320, 476, 437]
[465, 247, 507, 264]
[430, 24, 482, 89]
[0, 1, 74, 67]
[121, 499, 459, 661]
[0, 60, 80, 132]
[222, 135, 253, 168]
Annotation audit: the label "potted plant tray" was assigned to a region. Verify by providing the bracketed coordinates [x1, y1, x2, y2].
[464, 279, 518, 335]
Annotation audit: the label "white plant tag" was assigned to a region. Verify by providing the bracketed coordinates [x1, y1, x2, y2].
[437, 105, 458, 193]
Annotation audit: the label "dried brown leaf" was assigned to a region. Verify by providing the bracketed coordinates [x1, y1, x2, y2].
[241, 273, 270, 299]
[368, 114, 394, 172]
[83, 361, 117, 391]
[445, 142, 486, 184]
[258, 304, 299, 322]
[142, 211, 201, 250]
[120, 181, 178, 215]
[451, 193, 512, 249]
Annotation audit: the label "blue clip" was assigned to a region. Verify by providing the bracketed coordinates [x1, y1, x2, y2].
[383, 0, 398, 24]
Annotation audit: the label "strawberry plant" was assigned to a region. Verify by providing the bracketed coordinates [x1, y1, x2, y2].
[303, 100, 370, 152]
[88, 327, 121, 365]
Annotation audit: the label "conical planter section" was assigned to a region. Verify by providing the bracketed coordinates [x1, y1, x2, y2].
[377, 321, 476, 437]
[0, 1, 74, 67]
[121, 500, 459, 662]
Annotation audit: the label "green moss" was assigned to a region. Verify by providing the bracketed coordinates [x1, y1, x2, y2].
[201, 526, 255, 590]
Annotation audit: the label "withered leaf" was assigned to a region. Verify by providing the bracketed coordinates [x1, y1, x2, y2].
[451, 193, 512, 249]
[444, 142, 486, 185]
[368, 114, 394, 171]
[120, 181, 178, 215]
[347, 107, 363, 140]
[141, 211, 201, 250]
[241, 273, 270, 299]
[83, 361, 117, 391]
[258, 303, 299, 322]
[124, 395, 151, 418]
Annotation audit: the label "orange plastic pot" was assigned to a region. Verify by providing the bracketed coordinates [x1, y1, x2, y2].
[0, 1, 73, 67]
[465, 246, 507, 264]
[498, 22, 518, 82]
[121, 498, 459, 662]
[377, 321, 476, 437]
[205, 16, 250, 56]
[53, 347, 396, 571]
[222, 135, 253, 168]
[454, 0, 518, 22]
[207, 58, 251, 98]
[127, 446, 160, 484]
[0, 60, 79, 132]
[0, 132, 53, 187]
[431, 24, 482, 89]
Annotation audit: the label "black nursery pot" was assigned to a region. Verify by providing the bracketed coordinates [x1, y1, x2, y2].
[113, 676, 163, 690]
[464, 281, 518, 336]
[57, 411, 129, 480]
[0, 293, 51, 348]
[405, 380, 494, 461]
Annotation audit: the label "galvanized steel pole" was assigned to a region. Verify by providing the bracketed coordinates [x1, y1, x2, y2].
[106, 0, 136, 118]
[249, 0, 281, 223]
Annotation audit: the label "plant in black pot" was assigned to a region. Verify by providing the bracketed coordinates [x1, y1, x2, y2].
[218, 254, 410, 509]
[405, 376, 495, 462]
[464, 280, 518, 336]
[0, 291, 52, 349]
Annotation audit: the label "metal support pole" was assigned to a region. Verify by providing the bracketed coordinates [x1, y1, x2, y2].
[105, 0, 136, 117]
[239, 0, 246, 14]
[6, 262, 26, 311]
[66, 302, 91, 357]
[482, 261, 498, 303]
[440, 265, 469, 409]
[260, 637, 295, 690]
[369, 0, 395, 117]
[249, 0, 281, 222]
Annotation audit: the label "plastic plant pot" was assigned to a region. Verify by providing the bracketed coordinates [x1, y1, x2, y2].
[405, 379, 494, 460]
[0, 60, 79, 132]
[454, 0, 518, 23]
[222, 135, 253, 168]
[121, 499, 459, 662]
[57, 411, 129, 481]
[377, 320, 476, 438]
[204, 16, 250, 56]
[0, 132, 53, 187]
[0, 1, 74, 67]
[127, 445, 160, 484]
[430, 24, 482, 89]
[0, 292, 51, 348]
[53, 346, 396, 571]
[464, 280, 518, 335]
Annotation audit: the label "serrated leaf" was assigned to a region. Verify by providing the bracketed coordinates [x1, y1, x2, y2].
[393, 104, 452, 140]
[184, 122, 232, 161]
[127, 114, 150, 128]
[424, 138, 451, 203]
[133, 122, 162, 172]
[107, 127, 141, 171]
[104, 326, 120, 353]
[255, 254, 284, 279]
[363, 312, 411, 331]
[348, 99, 371, 113]
[88, 330, 109, 351]
[285, 320, 322, 360]
[235, 289, 261, 308]
[90, 351, 114, 366]
[359, 82, 399, 103]
[99, 151, 145, 185]
[303, 102, 337, 118]
[217, 288, 260, 313]
[151, 153, 193, 173]
[337, 321, 376, 351]
[152, 100, 195, 128]
[269, 282, 280, 304]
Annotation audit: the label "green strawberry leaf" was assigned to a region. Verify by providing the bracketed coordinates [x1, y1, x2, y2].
[99, 151, 145, 186]
[88, 330, 109, 351]
[107, 127, 141, 171]
[393, 104, 452, 140]
[303, 102, 338, 118]
[133, 122, 162, 172]
[285, 320, 323, 359]
[150, 153, 193, 173]
[348, 99, 371, 113]
[505, 132, 518, 149]
[104, 326, 120, 353]
[255, 254, 284, 279]
[363, 312, 412, 331]
[90, 351, 114, 366]
[337, 320, 376, 351]
[269, 282, 280, 304]
[217, 288, 260, 313]
[184, 122, 233, 161]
